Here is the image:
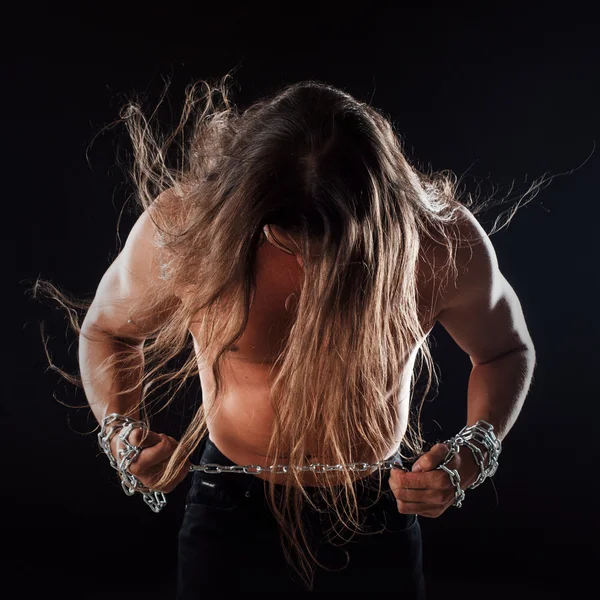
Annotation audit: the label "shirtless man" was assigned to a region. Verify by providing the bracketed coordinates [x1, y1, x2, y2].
[82, 207, 535, 490]
[79, 199, 536, 599]
[77, 81, 536, 597]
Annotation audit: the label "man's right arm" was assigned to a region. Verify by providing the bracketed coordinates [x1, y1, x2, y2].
[79, 192, 182, 432]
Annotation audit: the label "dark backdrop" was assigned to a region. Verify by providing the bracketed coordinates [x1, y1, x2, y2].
[8, 3, 598, 599]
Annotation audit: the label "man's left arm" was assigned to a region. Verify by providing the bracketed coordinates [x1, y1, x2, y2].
[434, 208, 537, 484]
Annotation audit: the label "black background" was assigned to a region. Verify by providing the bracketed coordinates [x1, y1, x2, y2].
[8, 2, 598, 598]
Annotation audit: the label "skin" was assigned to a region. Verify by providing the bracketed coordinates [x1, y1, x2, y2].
[83, 192, 533, 514]
[389, 443, 482, 519]
[108, 428, 190, 494]
[262, 224, 306, 267]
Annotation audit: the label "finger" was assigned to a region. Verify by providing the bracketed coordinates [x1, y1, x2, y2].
[411, 443, 453, 472]
[389, 471, 436, 501]
[143, 456, 188, 493]
[111, 427, 160, 458]
[144, 443, 192, 493]
[160, 436, 192, 473]
[388, 468, 405, 495]
[389, 468, 420, 494]
[389, 467, 406, 488]
[164, 434, 184, 448]
[130, 435, 175, 474]
[160, 437, 192, 473]
[389, 468, 431, 494]
[128, 428, 162, 448]
[395, 484, 450, 505]
[395, 497, 425, 515]
[165, 436, 194, 475]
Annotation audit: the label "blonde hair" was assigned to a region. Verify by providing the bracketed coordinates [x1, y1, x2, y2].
[33, 75, 545, 590]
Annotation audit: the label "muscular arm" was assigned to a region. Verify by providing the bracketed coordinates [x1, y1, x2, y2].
[435, 207, 537, 450]
[79, 191, 182, 427]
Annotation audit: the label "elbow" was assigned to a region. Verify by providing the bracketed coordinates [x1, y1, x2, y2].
[518, 341, 536, 364]
[471, 343, 536, 367]
[79, 318, 109, 344]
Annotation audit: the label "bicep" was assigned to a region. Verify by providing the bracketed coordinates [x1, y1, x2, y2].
[435, 209, 535, 366]
[82, 194, 181, 342]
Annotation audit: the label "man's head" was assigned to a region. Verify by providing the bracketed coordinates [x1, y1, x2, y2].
[214, 79, 417, 269]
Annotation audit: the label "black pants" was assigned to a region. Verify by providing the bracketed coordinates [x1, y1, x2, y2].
[176, 435, 426, 599]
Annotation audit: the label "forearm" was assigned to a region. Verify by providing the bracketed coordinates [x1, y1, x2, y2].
[464, 346, 536, 456]
[78, 323, 145, 426]
[452, 346, 535, 485]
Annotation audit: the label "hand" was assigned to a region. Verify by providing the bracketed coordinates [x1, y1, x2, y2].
[110, 427, 192, 494]
[388, 443, 480, 518]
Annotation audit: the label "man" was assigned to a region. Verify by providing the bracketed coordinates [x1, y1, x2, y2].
[74, 79, 536, 597]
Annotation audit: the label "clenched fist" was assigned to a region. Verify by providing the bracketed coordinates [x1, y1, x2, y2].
[110, 427, 192, 494]
[388, 443, 481, 518]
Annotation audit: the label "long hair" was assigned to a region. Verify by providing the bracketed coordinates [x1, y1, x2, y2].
[32, 75, 547, 589]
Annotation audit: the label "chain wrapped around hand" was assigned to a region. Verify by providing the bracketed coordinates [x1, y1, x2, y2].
[98, 413, 167, 513]
[97, 414, 500, 514]
[434, 420, 502, 508]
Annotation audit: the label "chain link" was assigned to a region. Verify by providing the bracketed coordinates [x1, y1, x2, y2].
[98, 413, 501, 514]
[190, 458, 407, 475]
[97, 413, 167, 513]
[435, 420, 502, 507]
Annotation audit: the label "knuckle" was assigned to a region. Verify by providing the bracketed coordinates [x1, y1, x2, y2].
[129, 463, 146, 478]
[160, 435, 173, 447]
[130, 429, 146, 445]
[432, 473, 447, 488]
[432, 490, 445, 504]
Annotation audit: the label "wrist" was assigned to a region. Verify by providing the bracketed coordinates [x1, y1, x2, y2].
[458, 445, 481, 488]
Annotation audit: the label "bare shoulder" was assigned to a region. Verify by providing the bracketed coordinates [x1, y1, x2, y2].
[446, 204, 499, 300]
[82, 189, 183, 341]
[430, 205, 535, 364]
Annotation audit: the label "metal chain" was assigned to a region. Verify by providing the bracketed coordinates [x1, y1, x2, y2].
[98, 413, 500, 514]
[97, 413, 167, 513]
[435, 420, 502, 507]
[189, 458, 407, 475]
